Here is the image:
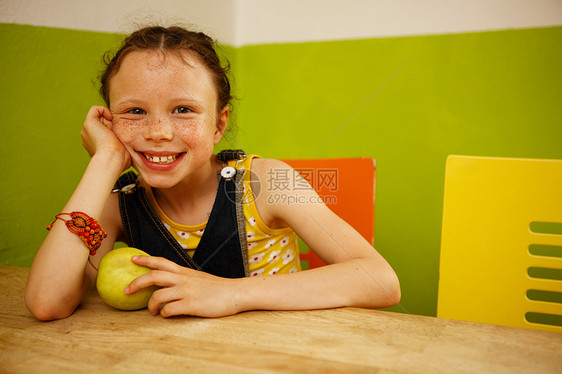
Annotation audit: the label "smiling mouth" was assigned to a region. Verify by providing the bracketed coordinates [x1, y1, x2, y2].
[142, 153, 181, 164]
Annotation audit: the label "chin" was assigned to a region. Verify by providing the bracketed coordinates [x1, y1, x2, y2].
[131, 167, 179, 189]
[141, 175, 181, 189]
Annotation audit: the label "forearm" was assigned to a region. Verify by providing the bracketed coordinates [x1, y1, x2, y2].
[235, 257, 401, 313]
[25, 153, 122, 320]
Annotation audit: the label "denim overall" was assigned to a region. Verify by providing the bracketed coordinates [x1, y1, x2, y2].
[113, 166, 249, 278]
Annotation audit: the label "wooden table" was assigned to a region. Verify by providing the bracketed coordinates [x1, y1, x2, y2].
[1, 265, 560, 373]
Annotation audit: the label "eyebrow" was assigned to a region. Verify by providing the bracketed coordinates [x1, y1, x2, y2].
[113, 96, 200, 104]
[111, 97, 206, 111]
[110, 97, 147, 107]
[168, 97, 201, 104]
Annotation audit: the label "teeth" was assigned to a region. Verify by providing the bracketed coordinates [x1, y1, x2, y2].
[144, 154, 178, 164]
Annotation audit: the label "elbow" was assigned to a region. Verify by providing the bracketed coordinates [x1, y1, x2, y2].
[369, 271, 402, 309]
[383, 271, 401, 307]
[25, 287, 75, 321]
[385, 277, 401, 307]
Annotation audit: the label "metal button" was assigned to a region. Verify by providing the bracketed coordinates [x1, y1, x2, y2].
[112, 183, 137, 194]
[220, 166, 236, 181]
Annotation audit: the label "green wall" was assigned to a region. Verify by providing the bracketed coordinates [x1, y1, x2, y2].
[1, 24, 561, 317]
[1, 24, 121, 265]
[233, 27, 562, 316]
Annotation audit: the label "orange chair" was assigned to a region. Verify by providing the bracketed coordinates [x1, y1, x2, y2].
[282, 158, 376, 269]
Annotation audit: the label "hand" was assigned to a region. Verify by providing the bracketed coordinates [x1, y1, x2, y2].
[81, 106, 130, 172]
[125, 256, 242, 318]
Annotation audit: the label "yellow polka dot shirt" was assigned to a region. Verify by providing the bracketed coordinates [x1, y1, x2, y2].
[147, 155, 302, 277]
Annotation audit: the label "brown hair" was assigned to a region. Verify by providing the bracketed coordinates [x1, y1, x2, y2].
[99, 26, 233, 115]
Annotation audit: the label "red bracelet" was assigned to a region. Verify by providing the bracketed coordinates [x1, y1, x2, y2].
[46, 211, 107, 255]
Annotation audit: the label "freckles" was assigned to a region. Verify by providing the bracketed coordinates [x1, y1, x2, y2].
[113, 120, 143, 142]
[173, 121, 203, 142]
[172, 121, 216, 155]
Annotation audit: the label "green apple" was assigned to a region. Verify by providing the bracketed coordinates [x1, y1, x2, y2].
[96, 247, 158, 310]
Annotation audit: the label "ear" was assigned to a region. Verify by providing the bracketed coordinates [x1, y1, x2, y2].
[214, 106, 229, 145]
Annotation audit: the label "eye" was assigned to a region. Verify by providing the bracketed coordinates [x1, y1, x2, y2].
[174, 107, 191, 114]
[128, 108, 146, 115]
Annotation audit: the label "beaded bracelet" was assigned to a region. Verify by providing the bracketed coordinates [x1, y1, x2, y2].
[46, 211, 107, 255]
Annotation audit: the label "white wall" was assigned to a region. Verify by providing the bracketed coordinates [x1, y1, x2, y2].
[0, 0, 239, 44]
[238, 0, 562, 45]
[2, 0, 561, 46]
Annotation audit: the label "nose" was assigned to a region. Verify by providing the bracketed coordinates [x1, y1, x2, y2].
[144, 117, 174, 142]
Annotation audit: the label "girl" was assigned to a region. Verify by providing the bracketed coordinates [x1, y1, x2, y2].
[25, 26, 400, 320]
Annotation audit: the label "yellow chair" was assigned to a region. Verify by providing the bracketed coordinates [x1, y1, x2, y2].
[437, 155, 562, 332]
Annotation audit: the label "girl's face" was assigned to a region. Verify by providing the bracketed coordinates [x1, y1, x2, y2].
[109, 50, 227, 189]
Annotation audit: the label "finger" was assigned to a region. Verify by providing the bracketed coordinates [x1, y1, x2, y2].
[147, 287, 182, 316]
[159, 300, 188, 318]
[86, 106, 113, 127]
[99, 108, 113, 127]
[101, 106, 113, 121]
[131, 255, 184, 273]
[124, 269, 178, 295]
[87, 105, 109, 119]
